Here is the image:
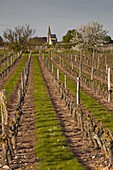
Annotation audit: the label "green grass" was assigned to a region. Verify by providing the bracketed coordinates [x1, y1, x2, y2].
[47, 57, 113, 134]
[3, 54, 28, 101]
[33, 54, 85, 170]
[80, 91, 113, 132]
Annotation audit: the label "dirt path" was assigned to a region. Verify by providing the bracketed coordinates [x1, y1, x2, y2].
[10, 58, 36, 170]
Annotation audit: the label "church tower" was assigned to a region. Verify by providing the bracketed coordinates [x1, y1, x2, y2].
[47, 26, 52, 45]
[47, 26, 57, 45]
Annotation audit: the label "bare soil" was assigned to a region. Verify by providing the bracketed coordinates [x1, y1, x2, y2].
[10, 59, 37, 170]
[1, 55, 113, 170]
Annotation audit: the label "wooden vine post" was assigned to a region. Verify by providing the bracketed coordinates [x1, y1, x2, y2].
[21, 72, 24, 96]
[51, 63, 54, 73]
[0, 90, 9, 166]
[91, 67, 94, 81]
[97, 53, 100, 69]
[77, 77, 80, 105]
[7, 57, 9, 69]
[1, 90, 8, 133]
[75, 55, 77, 62]
[64, 75, 66, 89]
[57, 68, 59, 80]
[71, 61, 73, 72]
[92, 50, 95, 66]
[11, 55, 13, 65]
[59, 55, 61, 64]
[108, 67, 111, 102]
[42, 53, 44, 60]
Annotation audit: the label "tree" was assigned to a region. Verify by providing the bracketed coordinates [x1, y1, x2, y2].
[62, 30, 75, 43]
[0, 36, 4, 47]
[71, 22, 108, 51]
[103, 35, 113, 44]
[3, 25, 35, 53]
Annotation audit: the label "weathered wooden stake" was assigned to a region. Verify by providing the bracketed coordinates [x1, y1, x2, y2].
[92, 50, 94, 67]
[11, 55, 13, 65]
[77, 77, 80, 105]
[7, 57, 9, 68]
[42, 53, 44, 60]
[91, 67, 94, 80]
[52, 63, 54, 73]
[24, 68, 27, 83]
[64, 75, 66, 89]
[72, 62, 73, 71]
[106, 64, 108, 74]
[21, 72, 24, 95]
[0, 90, 9, 166]
[75, 55, 77, 62]
[97, 53, 100, 69]
[29, 51, 32, 61]
[57, 68, 59, 80]
[60, 55, 61, 64]
[1, 90, 8, 131]
[108, 67, 111, 102]
[105, 56, 107, 65]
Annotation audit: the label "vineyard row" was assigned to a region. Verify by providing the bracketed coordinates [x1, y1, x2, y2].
[41, 53, 113, 167]
[0, 52, 31, 168]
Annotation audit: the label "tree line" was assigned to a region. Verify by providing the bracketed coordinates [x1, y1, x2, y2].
[0, 22, 113, 54]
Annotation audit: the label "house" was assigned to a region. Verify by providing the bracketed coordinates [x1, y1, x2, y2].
[47, 26, 57, 45]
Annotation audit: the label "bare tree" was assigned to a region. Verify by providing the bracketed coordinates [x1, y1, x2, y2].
[3, 25, 35, 53]
[71, 22, 108, 51]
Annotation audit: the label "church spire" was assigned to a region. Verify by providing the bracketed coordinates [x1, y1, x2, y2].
[47, 26, 57, 45]
[48, 26, 51, 35]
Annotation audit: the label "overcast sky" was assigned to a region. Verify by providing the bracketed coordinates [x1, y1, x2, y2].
[0, 0, 113, 41]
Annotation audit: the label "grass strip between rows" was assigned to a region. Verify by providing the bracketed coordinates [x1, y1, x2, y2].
[33, 54, 85, 170]
[51, 60, 113, 134]
[3, 54, 28, 101]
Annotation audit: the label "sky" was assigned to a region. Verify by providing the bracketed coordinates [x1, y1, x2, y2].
[0, 0, 113, 41]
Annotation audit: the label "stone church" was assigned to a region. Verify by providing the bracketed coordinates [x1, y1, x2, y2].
[47, 26, 57, 45]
